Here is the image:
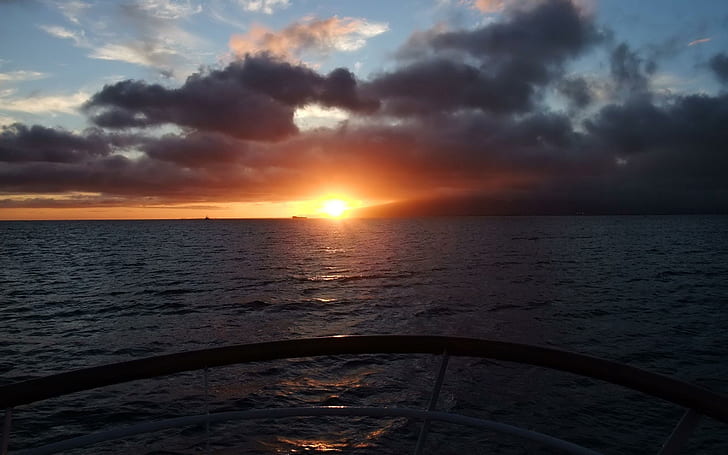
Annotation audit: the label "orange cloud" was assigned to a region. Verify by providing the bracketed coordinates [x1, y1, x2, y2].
[470, 0, 505, 13]
[229, 16, 388, 60]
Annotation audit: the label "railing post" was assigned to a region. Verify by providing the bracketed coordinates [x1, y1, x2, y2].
[2, 408, 12, 455]
[657, 408, 702, 455]
[414, 351, 450, 455]
[203, 368, 210, 451]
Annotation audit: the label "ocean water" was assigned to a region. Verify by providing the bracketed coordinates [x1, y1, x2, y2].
[1, 216, 727, 454]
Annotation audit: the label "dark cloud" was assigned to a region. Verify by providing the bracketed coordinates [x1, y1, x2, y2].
[370, 0, 601, 116]
[429, 0, 600, 63]
[353, 177, 728, 216]
[367, 58, 537, 115]
[143, 132, 248, 168]
[577, 93, 728, 213]
[84, 78, 298, 141]
[584, 99, 669, 155]
[259, 109, 606, 202]
[0, 124, 127, 163]
[349, 91, 728, 216]
[609, 43, 655, 98]
[0, 156, 192, 196]
[586, 93, 728, 157]
[233, 57, 377, 111]
[0, 125, 247, 198]
[557, 77, 593, 109]
[84, 54, 377, 141]
[709, 52, 728, 84]
[0, 145, 256, 200]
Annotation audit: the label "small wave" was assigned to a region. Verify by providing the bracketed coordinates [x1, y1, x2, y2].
[153, 288, 201, 296]
[49, 308, 87, 318]
[490, 261, 520, 266]
[239, 299, 269, 309]
[291, 272, 414, 283]
[106, 290, 129, 296]
[414, 305, 459, 317]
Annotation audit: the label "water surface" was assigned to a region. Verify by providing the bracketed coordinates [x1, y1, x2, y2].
[1, 216, 727, 453]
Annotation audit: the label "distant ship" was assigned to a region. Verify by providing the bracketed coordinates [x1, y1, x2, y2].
[204, 216, 211, 220]
[292, 216, 308, 219]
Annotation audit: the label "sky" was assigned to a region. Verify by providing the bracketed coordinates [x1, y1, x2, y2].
[1, 0, 728, 219]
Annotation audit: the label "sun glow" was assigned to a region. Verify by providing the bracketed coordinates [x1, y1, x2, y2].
[320, 198, 349, 217]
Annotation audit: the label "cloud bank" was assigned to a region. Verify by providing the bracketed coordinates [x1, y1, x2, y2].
[83, 54, 377, 141]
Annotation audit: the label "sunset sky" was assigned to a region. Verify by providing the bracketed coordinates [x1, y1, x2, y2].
[1, 0, 728, 219]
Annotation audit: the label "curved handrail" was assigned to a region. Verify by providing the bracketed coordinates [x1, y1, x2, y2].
[1, 335, 727, 424]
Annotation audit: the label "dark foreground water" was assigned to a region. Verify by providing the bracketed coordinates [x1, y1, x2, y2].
[1, 216, 727, 454]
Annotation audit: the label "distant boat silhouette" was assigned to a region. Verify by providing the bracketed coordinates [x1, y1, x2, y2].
[292, 216, 308, 219]
[204, 216, 210, 220]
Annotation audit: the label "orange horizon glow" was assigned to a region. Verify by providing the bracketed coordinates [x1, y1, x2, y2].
[0, 194, 376, 220]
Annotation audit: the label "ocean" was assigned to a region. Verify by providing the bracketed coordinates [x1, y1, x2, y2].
[1, 216, 727, 454]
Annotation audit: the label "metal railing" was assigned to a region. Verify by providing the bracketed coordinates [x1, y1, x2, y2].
[1, 335, 726, 454]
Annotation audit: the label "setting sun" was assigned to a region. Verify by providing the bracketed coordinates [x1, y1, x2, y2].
[320, 198, 349, 218]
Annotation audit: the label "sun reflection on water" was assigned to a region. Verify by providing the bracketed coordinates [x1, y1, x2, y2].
[270, 423, 398, 453]
[275, 437, 348, 452]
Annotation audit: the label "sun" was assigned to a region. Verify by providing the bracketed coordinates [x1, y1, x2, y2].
[320, 198, 349, 218]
